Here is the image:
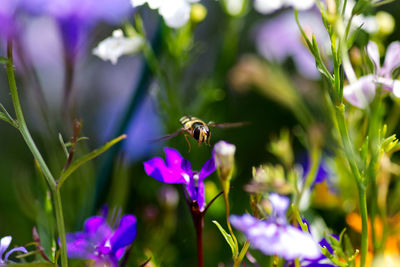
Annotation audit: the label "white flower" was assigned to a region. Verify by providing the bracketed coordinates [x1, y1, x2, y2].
[342, 0, 379, 34]
[254, 0, 315, 14]
[131, 0, 200, 28]
[93, 29, 144, 65]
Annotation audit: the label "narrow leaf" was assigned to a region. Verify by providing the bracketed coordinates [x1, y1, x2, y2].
[0, 57, 7, 64]
[0, 103, 17, 128]
[58, 133, 69, 158]
[64, 137, 89, 147]
[212, 220, 237, 257]
[0, 112, 14, 125]
[57, 134, 127, 189]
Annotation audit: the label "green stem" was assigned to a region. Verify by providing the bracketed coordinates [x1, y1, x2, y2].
[233, 241, 250, 267]
[357, 184, 368, 267]
[54, 189, 68, 267]
[6, 41, 68, 267]
[222, 187, 239, 257]
[335, 104, 367, 266]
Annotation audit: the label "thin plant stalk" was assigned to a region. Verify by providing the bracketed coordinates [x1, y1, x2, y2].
[233, 241, 250, 267]
[335, 104, 368, 267]
[6, 41, 68, 267]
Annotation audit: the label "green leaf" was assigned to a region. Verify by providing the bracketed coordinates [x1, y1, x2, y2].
[352, 0, 370, 15]
[36, 194, 55, 263]
[57, 134, 127, 189]
[64, 137, 89, 147]
[58, 133, 69, 158]
[213, 220, 238, 257]
[0, 103, 17, 128]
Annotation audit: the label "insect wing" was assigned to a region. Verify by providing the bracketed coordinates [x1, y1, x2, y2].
[207, 121, 250, 128]
[149, 128, 186, 142]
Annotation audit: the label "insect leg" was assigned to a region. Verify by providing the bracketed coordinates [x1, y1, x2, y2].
[207, 131, 211, 146]
[184, 134, 192, 152]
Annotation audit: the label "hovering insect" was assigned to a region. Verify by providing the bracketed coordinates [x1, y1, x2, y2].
[152, 116, 248, 151]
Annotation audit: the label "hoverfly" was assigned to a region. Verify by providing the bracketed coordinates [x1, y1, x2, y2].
[152, 116, 248, 151]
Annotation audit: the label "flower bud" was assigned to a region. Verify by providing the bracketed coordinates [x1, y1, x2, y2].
[376, 11, 395, 36]
[213, 141, 236, 181]
[190, 3, 207, 24]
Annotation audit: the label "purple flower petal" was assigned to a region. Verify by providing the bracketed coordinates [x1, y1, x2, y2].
[4, 247, 28, 262]
[381, 41, 400, 78]
[0, 236, 11, 259]
[367, 41, 380, 72]
[231, 214, 259, 232]
[269, 193, 290, 221]
[181, 159, 193, 178]
[164, 147, 185, 170]
[196, 180, 206, 210]
[343, 74, 376, 108]
[198, 158, 216, 180]
[319, 238, 334, 255]
[375, 77, 400, 97]
[144, 157, 187, 183]
[110, 215, 137, 254]
[83, 216, 112, 244]
[231, 214, 321, 260]
[66, 232, 93, 259]
[256, 9, 328, 79]
[184, 172, 206, 210]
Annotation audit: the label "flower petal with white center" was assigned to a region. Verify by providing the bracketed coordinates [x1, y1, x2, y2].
[381, 41, 400, 78]
[367, 41, 380, 72]
[93, 29, 143, 64]
[343, 75, 376, 109]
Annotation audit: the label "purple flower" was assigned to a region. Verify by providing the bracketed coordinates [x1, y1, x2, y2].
[144, 147, 216, 211]
[0, 236, 28, 265]
[66, 214, 137, 267]
[289, 219, 338, 266]
[0, 0, 27, 39]
[230, 193, 321, 260]
[19, 0, 132, 59]
[299, 154, 331, 190]
[344, 41, 400, 108]
[256, 9, 329, 79]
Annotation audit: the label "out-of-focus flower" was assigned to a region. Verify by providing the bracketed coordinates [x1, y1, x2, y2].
[375, 11, 395, 36]
[213, 141, 236, 181]
[0, 236, 28, 265]
[231, 193, 321, 260]
[245, 165, 294, 195]
[299, 154, 331, 190]
[221, 0, 246, 16]
[158, 185, 179, 209]
[254, 0, 315, 14]
[346, 210, 400, 266]
[131, 0, 200, 28]
[143, 147, 215, 210]
[93, 29, 144, 64]
[38, 0, 132, 59]
[256, 10, 329, 79]
[344, 41, 400, 108]
[0, 0, 20, 39]
[66, 214, 137, 267]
